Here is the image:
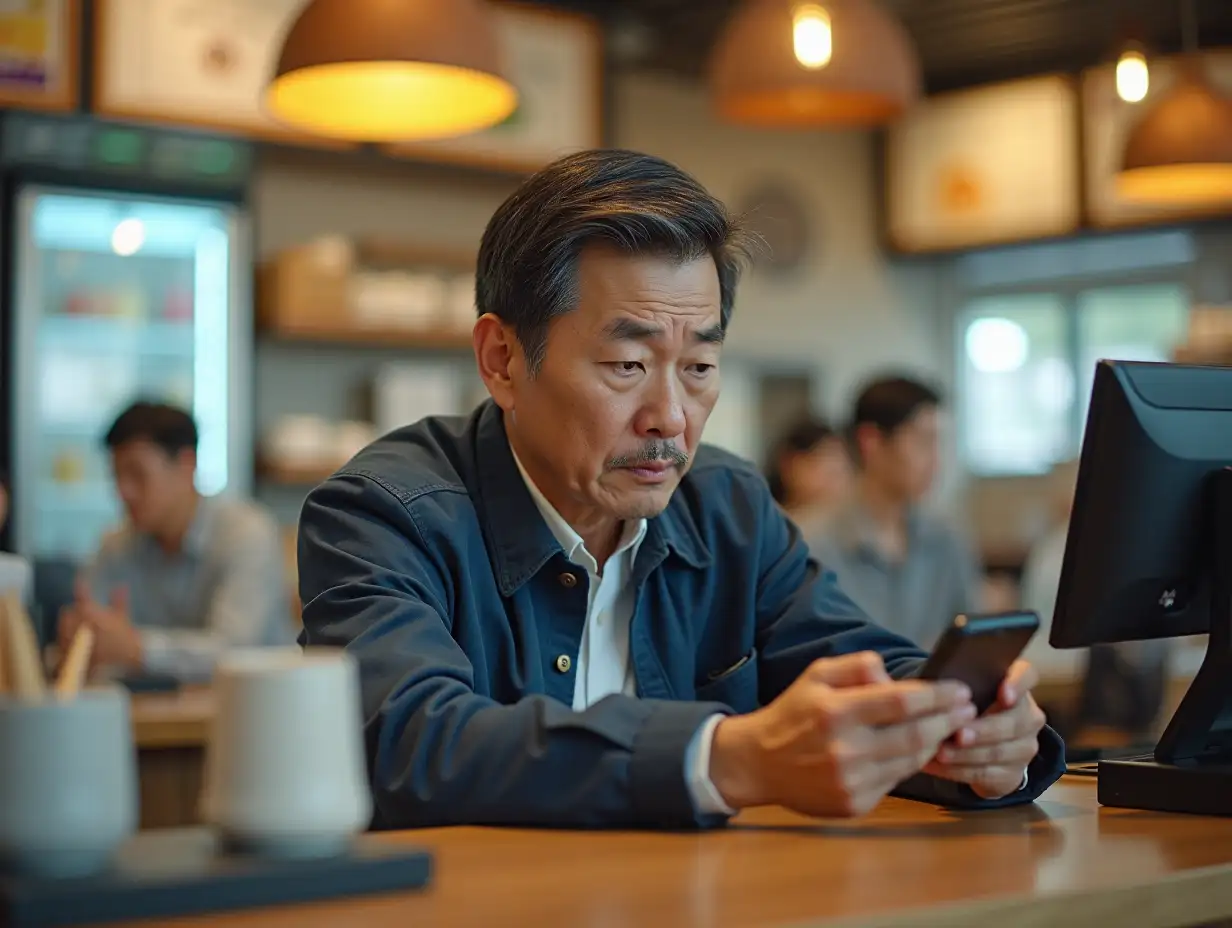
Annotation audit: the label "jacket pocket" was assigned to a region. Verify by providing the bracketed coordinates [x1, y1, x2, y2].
[695, 649, 758, 713]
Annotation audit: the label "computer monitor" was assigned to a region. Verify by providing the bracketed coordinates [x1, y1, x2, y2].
[1051, 359, 1232, 816]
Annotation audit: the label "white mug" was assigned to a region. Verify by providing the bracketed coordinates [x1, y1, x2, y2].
[0, 686, 138, 878]
[200, 647, 373, 858]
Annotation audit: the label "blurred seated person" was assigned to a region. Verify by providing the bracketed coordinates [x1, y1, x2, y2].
[298, 150, 1063, 831]
[58, 402, 292, 683]
[764, 417, 852, 538]
[1020, 459, 1168, 742]
[809, 376, 981, 649]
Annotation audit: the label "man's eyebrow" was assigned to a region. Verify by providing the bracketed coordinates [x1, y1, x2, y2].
[602, 318, 726, 344]
[603, 318, 661, 341]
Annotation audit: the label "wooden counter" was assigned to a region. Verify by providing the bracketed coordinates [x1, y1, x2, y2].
[130, 688, 214, 829]
[130, 687, 214, 748]
[117, 778, 1232, 928]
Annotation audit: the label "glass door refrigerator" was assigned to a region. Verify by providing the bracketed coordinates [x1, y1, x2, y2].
[2, 113, 254, 566]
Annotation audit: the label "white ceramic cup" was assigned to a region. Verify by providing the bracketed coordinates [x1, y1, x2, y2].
[200, 647, 373, 858]
[0, 686, 138, 878]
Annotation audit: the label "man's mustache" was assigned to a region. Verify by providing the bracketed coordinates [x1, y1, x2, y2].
[608, 441, 690, 469]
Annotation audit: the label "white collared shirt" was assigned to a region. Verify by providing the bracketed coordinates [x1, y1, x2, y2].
[511, 451, 733, 816]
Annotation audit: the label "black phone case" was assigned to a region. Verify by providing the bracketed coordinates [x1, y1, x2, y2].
[918, 612, 1039, 713]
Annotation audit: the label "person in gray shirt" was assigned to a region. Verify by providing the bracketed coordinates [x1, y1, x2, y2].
[58, 402, 293, 682]
[808, 376, 982, 649]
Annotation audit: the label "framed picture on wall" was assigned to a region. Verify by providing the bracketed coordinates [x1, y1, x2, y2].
[381, 3, 604, 174]
[0, 0, 80, 112]
[1081, 51, 1232, 229]
[92, 0, 354, 148]
[885, 75, 1081, 253]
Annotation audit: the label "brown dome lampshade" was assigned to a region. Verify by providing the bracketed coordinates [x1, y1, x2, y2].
[1117, 56, 1232, 204]
[265, 0, 518, 143]
[708, 0, 920, 128]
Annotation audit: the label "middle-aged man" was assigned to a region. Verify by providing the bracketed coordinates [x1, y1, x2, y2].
[298, 149, 1064, 831]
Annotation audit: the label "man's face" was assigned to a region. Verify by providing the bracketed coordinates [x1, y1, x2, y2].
[110, 440, 196, 533]
[866, 405, 940, 503]
[493, 246, 724, 524]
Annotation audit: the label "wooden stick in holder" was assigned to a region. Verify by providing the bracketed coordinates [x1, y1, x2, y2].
[3, 591, 45, 700]
[54, 624, 94, 699]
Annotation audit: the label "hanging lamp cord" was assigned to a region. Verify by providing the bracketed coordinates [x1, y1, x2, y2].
[1180, 0, 1199, 55]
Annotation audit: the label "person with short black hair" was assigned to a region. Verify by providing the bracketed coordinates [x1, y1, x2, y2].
[764, 417, 852, 536]
[298, 150, 1062, 831]
[809, 375, 982, 649]
[58, 401, 292, 681]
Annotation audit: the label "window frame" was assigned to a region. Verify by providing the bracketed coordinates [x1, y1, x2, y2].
[956, 268, 1191, 477]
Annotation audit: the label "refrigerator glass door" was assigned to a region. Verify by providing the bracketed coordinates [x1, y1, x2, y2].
[12, 187, 247, 561]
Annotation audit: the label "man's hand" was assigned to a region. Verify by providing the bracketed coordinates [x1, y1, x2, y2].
[58, 579, 141, 671]
[708, 651, 976, 818]
[922, 659, 1046, 799]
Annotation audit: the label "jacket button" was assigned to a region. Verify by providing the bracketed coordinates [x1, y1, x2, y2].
[554, 654, 572, 673]
[558, 572, 578, 588]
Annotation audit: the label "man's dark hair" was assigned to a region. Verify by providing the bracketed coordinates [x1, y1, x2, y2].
[850, 375, 942, 439]
[476, 148, 751, 373]
[765, 417, 837, 504]
[103, 401, 198, 458]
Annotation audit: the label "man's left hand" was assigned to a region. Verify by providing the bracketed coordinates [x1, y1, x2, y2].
[63, 580, 142, 671]
[921, 660, 1046, 799]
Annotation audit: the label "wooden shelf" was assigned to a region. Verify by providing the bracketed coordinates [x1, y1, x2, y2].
[257, 319, 474, 352]
[257, 459, 338, 487]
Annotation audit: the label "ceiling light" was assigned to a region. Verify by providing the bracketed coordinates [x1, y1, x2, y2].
[265, 0, 518, 143]
[709, 0, 920, 128]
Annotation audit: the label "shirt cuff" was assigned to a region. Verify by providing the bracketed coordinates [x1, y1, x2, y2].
[685, 713, 737, 817]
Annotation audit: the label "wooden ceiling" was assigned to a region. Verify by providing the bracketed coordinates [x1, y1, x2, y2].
[540, 0, 1232, 94]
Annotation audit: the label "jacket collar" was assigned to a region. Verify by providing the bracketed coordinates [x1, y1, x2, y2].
[472, 401, 711, 596]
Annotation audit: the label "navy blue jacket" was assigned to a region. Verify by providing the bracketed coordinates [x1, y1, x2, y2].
[297, 400, 1065, 830]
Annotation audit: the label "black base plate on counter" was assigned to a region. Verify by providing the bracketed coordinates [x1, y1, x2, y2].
[0, 828, 432, 927]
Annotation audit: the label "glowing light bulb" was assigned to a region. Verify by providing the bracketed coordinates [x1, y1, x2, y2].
[111, 218, 145, 256]
[793, 4, 832, 70]
[1116, 49, 1149, 103]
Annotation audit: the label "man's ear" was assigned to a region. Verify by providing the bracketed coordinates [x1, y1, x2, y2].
[175, 448, 198, 477]
[474, 313, 523, 412]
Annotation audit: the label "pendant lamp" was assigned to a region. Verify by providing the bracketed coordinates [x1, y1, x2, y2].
[1117, 56, 1232, 203]
[265, 0, 518, 143]
[709, 0, 920, 128]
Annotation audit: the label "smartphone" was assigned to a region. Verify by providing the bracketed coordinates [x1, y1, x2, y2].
[917, 611, 1040, 714]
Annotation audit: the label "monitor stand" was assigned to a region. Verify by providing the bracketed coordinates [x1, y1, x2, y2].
[1097, 467, 1232, 816]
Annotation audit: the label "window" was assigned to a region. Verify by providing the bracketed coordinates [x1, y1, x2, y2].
[956, 233, 1193, 476]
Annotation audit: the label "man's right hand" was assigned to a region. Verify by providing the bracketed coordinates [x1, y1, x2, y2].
[708, 651, 975, 817]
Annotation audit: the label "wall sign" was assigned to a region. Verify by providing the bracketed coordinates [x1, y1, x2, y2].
[0, 0, 79, 112]
[885, 75, 1081, 253]
[381, 4, 603, 174]
[92, 0, 352, 147]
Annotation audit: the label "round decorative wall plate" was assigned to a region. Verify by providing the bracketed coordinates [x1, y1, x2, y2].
[736, 182, 813, 275]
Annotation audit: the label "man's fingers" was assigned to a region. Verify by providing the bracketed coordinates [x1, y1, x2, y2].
[936, 736, 1039, 768]
[806, 651, 891, 689]
[924, 761, 1025, 798]
[951, 698, 1045, 747]
[997, 660, 1039, 709]
[842, 680, 973, 727]
[864, 705, 975, 760]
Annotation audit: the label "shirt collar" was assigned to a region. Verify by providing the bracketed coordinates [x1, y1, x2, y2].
[510, 444, 647, 573]
[472, 400, 710, 596]
[136, 494, 212, 558]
